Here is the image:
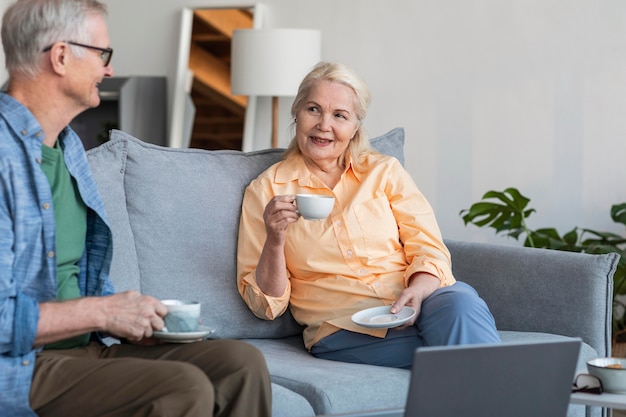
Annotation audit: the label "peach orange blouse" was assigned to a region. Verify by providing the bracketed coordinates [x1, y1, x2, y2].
[237, 152, 455, 350]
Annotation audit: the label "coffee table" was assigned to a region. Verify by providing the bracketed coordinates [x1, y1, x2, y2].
[317, 409, 403, 417]
[571, 391, 626, 410]
[317, 392, 626, 416]
[317, 394, 624, 416]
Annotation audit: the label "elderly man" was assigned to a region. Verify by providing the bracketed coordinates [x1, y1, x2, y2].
[0, 1, 272, 416]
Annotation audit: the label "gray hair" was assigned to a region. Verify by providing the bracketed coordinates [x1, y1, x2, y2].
[2, 0, 108, 79]
[285, 62, 373, 167]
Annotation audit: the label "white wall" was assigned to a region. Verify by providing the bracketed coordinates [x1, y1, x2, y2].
[6, 0, 626, 245]
[0, 0, 9, 83]
[103, 0, 626, 243]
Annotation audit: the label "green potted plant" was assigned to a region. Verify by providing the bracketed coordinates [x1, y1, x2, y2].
[459, 188, 626, 338]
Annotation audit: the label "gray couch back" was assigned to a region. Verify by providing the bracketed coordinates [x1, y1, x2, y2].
[446, 239, 616, 357]
[87, 128, 406, 340]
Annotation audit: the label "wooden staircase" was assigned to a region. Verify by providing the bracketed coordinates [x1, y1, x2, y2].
[188, 9, 252, 150]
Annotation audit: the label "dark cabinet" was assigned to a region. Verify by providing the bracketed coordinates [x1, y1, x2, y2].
[71, 76, 167, 149]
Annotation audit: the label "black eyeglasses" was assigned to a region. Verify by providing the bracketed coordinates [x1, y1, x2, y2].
[42, 41, 113, 67]
[572, 374, 603, 395]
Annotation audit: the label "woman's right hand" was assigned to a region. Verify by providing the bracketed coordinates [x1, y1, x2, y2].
[254, 195, 299, 296]
[263, 194, 300, 243]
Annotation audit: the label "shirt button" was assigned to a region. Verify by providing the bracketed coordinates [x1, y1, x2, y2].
[347, 250, 353, 256]
[337, 221, 343, 227]
[374, 282, 381, 287]
[22, 360, 30, 366]
[35, 158, 42, 164]
[47, 251, 55, 258]
[21, 129, 27, 135]
[36, 131, 42, 137]
[42, 203, 50, 210]
[360, 268, 366, 275]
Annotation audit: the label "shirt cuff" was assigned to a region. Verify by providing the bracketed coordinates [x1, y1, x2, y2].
[242, 272, 291, 320]
[12, 293, 39, 357]
[404, 261, 455, 288]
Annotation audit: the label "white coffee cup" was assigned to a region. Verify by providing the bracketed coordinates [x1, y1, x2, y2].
[295, 194, 335, 220]
[162, 300, 201, 332]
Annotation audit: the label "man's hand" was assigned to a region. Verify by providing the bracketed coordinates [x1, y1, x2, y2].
[99, 291, 168, 341]
[36, 291, 168, 347]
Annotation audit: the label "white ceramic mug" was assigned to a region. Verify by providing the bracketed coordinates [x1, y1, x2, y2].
[295, 194, 335, 220]
[162, 299, 201, 332]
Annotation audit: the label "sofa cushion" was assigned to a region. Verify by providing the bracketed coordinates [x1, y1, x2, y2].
[86, 139, 141, 290]
[245, 336, 410, 416]
[270, 382, 315, 417]
[498, 331, 597, 373]
[369, 127, 404, 166]
[87, 128, 405, 340]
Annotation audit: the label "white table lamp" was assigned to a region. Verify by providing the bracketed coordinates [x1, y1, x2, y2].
[231, 28, 322, 148]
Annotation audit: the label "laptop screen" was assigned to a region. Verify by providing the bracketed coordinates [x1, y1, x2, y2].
[405, 339, 581, 417]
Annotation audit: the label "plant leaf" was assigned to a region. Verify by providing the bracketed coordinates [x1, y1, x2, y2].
[460, 188, 534, 241]
[612, 203, 626, 227]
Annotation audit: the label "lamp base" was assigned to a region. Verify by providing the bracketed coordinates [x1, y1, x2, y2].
[272, 96, 279, 148]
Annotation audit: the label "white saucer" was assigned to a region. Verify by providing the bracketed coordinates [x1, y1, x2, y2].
[153, 325, 215, 343]
[351, 306, 417, 329]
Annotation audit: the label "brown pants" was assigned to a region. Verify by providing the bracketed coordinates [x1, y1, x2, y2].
[30, 340, 272, 417]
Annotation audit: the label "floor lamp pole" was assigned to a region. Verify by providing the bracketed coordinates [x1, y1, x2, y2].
[271, 96, 279, 148]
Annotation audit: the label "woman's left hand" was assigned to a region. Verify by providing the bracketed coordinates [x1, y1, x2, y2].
[391, 273, 440, 328]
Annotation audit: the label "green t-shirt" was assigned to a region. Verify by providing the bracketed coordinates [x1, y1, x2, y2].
[40, 140, 90, 349]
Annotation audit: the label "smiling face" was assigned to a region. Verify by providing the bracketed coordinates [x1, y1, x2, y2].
[66, 13, 113, 111]
[295, 80, 360, 171]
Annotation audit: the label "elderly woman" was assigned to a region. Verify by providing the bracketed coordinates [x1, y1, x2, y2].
[237, 62, 500, 369]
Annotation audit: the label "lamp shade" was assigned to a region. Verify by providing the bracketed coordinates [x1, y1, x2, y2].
[231, 28, 322, 97]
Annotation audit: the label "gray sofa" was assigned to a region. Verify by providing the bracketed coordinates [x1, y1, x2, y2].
[86, 128, 618, 417]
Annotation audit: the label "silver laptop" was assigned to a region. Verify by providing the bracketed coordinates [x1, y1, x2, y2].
[320, 339, 581, 417]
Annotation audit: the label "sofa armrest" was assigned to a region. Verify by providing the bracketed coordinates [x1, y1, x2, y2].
[445, 239, 618, 357]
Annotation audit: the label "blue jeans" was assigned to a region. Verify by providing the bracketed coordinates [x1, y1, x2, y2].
[310, 282, 500, 369]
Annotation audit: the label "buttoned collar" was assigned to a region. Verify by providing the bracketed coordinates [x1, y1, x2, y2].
[274, 152, 362, 187]
[0, 92, 71, 147]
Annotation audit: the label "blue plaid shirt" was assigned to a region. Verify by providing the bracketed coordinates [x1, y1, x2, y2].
[0, 92, 115, 417]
